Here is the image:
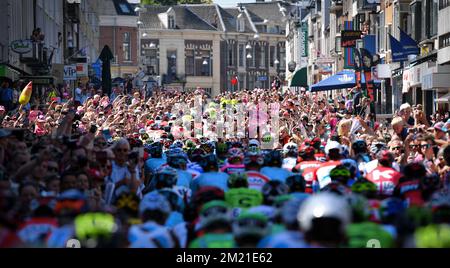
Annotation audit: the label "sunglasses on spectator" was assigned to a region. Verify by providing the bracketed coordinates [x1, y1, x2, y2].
[420, 144, 431, 149]
[391, 146, 402, 151]
[409, 144, 419, 148]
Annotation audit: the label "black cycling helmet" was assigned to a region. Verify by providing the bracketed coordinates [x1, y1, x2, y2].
[199, 154, 219, 171]
[285, 174, 306, 193]
[149, 142, 163, 158]
[352, 140, 367, 154]
[227, 173, 249, 189]
[264, 150, 283, 167]
[261, 180, 290, 205]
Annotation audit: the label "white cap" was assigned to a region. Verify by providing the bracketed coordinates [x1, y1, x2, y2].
[399, 103, 411, 111]
[325, 141, 342, 155]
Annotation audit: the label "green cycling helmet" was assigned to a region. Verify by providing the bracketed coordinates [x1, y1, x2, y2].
[414, 224, 450, 248]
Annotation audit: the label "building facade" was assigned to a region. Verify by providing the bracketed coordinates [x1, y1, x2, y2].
[292, 0, 445, 117]
[138, 1, 291, 96]
[99, 0, 139, 79]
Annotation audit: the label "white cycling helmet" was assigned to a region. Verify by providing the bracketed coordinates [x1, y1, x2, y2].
[297, 192, 351, 233]
[324, 141, 342, 155]
[283, 142, 298, 155]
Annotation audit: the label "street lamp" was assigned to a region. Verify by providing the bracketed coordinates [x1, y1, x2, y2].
[202, 59, 208, 65]
[134, 6, 142, 12]
[246, 53, 252, 59]
[137, 20, 143, 25]
[245, 43, 252, 50]
[149, 42, 155, 48]
[274, 59, 280, 65]
[142, 32, 148, 37]
[254, 33, 260, 40]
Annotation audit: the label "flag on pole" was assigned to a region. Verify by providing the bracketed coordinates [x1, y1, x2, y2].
[19, 81, 33, 105]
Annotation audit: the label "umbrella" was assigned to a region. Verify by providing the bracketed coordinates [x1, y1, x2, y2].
[99, 45, 114, 96]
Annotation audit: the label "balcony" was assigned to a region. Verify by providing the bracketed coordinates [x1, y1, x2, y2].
[355, 0, 379, 12]
[20, 43, 50, 69]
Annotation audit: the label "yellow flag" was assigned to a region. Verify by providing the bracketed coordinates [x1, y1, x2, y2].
[19, 81, 33, 105]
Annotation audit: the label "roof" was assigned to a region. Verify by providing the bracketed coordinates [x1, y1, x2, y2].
[139, 2, 291, 33]
[99, 0, 137, 16]
[140, 5, 217, 31]
[241, 1, 289, 26]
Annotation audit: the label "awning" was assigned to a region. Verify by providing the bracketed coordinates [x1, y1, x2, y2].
[290, 67, 308, 87]
[310, 70, 379, 92]
[436, 92, 450, 103]
[310, 70, 356, 92]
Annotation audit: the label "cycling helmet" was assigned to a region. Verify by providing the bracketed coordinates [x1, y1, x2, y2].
[243, 152, 265, 166]
[54, 190, 89, 217]
[227, 148, 244, 162]
[157, 188, 184, 212]
[312, 137, 321, 150]
[283, 142, 298, 157]
[261, 180, 290, 205]
[329, 165, 352, 185]
[148, 166, 178, 191]
[297, 192, 351, 235]
[340, 158, 360, 180]
[325, 141, 342, 155]
[352, 140, 367, 154]
[148, 142, 163, 158]
[370, 141, 387, 155]
[199, 154, 218, 171]
[248, 139, 260, 149]
[189, 148, 206, 163]
[321, 181, 350, 196]
[167, 148, 188, 168]
[139, 192, 172, 216]
[351, 178, 377, 199]
[299, 146, 315, 161]
[216, 142, 228, 155]
[184, 139, 196, 152]
[227, 173, 249, 189]
[233, 212, 270, 240]
[285, 174, 307, 193]
[192, 186, 225, 210]
[414, 224, 450, 248]
[74, 212, 118, 247]
[171, 140, 184, 149]
[264, 150, 283, 167]
[199, 200, 230, 230]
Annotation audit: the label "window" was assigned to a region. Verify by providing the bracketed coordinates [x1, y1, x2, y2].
[185, 48, 212, 77]
[411, 2, 422, 42]
[168, 15, 175, 29]
[260, 44, 266, 67]
[239, 44, 244, 67]
[279, 45, 285, 70]
[119, 3, 130, 13]
[238, 73, 245, 90]
[440, 0, 450, 9]
[423, 0, 438, 39]
[123, 32, 131, 61]
[167, 50, 177, 79]
[148, 49, 159, 75]
[185, 50, 195, 76]
[439, 32, 450, 48]
[238, 18, 245, 32]
[248, 74, 255, 90]
[269, 46, 275, 67]
[228, 43, 234, 66]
